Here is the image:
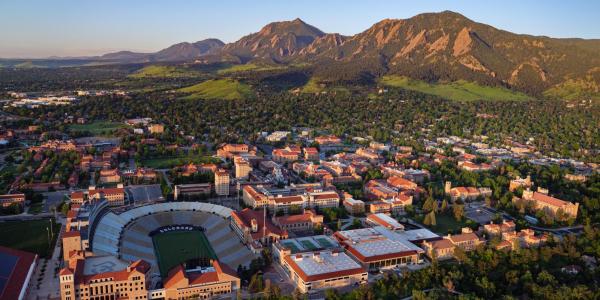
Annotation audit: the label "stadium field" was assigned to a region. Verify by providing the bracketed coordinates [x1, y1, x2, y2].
[152, 229, 217, 278]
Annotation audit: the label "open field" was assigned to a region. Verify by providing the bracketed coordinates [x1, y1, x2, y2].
[152, 230, 216, 278]
[425, 213, 469, 234]
[380, 76, 532, 101]
[68, 121, 126, 135]
[217, 63, 286, 75]
[140, 155, 220, 169]
[129, 65, 201, 78]
[0, 219, 61, 257]
[178, 79, 253, 100]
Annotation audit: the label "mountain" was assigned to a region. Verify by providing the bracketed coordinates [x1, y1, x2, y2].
[151, 39, 225, 61]
[221, 18, 325, 62]
[217, 11, 600, 97]
[99, 39, 225, 63]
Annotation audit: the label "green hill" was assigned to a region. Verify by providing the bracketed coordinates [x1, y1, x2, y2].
[129, 65, 199, 78]
[217, 63, 286, 74]
[380, 76, 532, 101]
[178, 79, 252, 100]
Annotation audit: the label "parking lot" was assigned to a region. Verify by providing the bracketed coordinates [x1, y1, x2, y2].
[464, 203, 495, 224]
[126, 184, 164, 203]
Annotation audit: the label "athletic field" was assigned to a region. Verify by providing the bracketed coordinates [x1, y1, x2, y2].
[151, 230, 217, 278]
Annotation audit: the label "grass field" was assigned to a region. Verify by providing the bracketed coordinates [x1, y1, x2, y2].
[301, 77, 325, 94]
[217, 63, 286, 75]
[68, 121, 126, 135]
[425, 213, 469, 234]
[178, 79, 253, 100]
[140, 155, 220, 169]
[152, 230, 216, 278]
[129, 65, 200, 78]
[0, 219, 61, 257]
[380, 75, 532, 101]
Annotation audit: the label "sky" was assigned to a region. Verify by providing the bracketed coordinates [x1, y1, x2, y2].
[1, 0, 599, 58]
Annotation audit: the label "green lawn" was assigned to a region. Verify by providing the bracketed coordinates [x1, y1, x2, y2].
[178, 79, 253, 100]
[129, 65, 200, 78]
[152, 230, 216, 278]
[68, 121, 126, 135]
[140, 155, 220, 169]
[301, 77, 325, 94]
[216, 63, 286, 75]
[0, 219, 61, 257]
[380, 75, 532, 101]
[425, 213, 469, 234]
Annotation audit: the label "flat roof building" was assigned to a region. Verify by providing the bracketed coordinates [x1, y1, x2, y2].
[283, 250, 367, 293]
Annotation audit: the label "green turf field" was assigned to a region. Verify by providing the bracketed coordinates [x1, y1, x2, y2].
[0, 219, 61, 257]
[152, 230, 217, 278]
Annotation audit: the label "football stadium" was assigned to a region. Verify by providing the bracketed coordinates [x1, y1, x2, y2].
[89, 201, 256, 285]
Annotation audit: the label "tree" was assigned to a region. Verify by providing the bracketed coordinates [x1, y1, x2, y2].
[441, 199, 449, 212]
[453, 204, 464, 221]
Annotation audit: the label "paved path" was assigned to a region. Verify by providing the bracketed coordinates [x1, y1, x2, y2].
[27, 218, 65, 300]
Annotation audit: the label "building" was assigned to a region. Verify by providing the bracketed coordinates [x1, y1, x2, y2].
[334, 227, 424, 271]
[445, 182, 490, 201]
[98, 169, 121, 184]
[265, 131, 290, 142]
[306, 190, 340, 210]
[62, 231, 83, 264]
[148, 124, 164, 134]
[272, 148, 300, 163]
[501, 229, 548, 250]
[230, 208, 288, 251]
[303, 147, 319, 161]
[234, 157, 252, 179]
[174, 183, 212, 200]
[0, 246, 37, 300]
[343, 196, 365, 215]
[215, 169, 230, 196]
[422, 228, 483, 260]
[59, 256, 150, 300]
[366, 213, 404, 231]
[0, 193, 25, 208]
[458, 161, 493, 172]
[283, 251, 368, 293]
[216, 144, 252, 159]
[88, 187, 125, 206]
[386, 176, 418, 191]
[160, 260, 240, 299]
[508, 175, 532, 192]
[369, 201, 391, 214]
[518, 188, 579, 219]
[272, 209, 323, 233]
[483, 220, 516, 237]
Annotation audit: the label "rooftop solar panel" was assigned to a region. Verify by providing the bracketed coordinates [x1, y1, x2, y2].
[0, 252, 18, 277]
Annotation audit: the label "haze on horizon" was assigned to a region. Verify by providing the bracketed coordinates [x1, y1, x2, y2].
[1, 0, 599, 58]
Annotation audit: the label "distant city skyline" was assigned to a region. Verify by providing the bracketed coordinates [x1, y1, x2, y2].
[1, 0, 599, 58]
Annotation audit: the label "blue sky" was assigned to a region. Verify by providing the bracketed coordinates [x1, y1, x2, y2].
[1, 0, 598, 58]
